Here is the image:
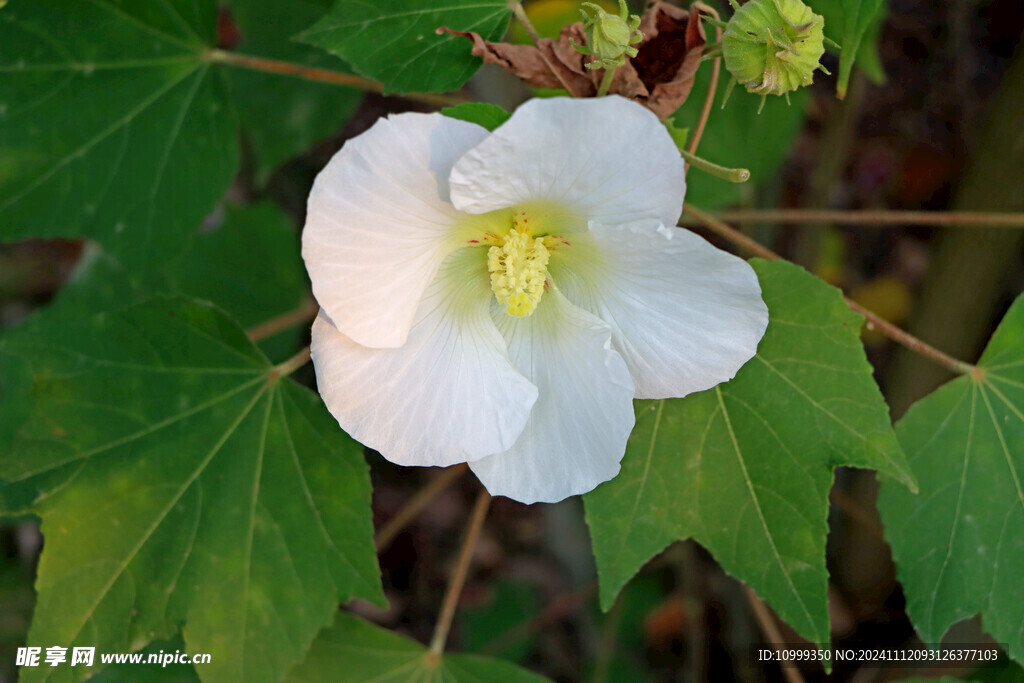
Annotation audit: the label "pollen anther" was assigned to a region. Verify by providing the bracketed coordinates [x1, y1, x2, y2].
[488, 226, 550, 317]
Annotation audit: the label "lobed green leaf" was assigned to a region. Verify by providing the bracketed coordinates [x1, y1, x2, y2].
[879, 293, 1024, 666]
[0, 0, 237, 271]
[0, 297, 383, 683]
[585, 259, 914, 646]
[0, 0, 364, 269]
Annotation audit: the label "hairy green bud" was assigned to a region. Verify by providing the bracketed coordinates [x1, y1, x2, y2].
[722, 0, 827, 100]
[571, 0, 643, 71]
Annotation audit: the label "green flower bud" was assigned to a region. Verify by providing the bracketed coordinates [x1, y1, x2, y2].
[722, 0, 827, 99]
[571, 0, 643, 71]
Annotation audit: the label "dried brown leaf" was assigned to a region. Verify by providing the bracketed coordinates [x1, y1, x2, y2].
[440, 3, 707, 119]
[438, 25, 592, 97]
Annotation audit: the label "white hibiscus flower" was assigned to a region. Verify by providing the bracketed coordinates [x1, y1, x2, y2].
[303, 96, 768, 504]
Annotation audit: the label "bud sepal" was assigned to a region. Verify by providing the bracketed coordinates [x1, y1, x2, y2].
[721, 0, 828, 104]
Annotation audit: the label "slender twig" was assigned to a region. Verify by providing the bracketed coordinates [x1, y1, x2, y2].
[247, 300, 319, 342]
[846, 299, 977, 375]
[269, 346, 311, 380]
[682, 203, 978, 375]
[506, 0, 583, 96]
[691, 208, 1024, 228]
[688, 3, 723, 162]
[428, 489, 492, 657]
[684, 203, 777, 260]
[508, 0, 542, 43]
[744, 587, 806, 683]
[205, 50, 467, 107]
[374, 464, 469, 552]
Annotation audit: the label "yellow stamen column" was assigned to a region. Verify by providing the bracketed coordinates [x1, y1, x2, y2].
[487, 226, 550, 317]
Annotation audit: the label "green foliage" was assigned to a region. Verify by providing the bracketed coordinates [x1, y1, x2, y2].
[879, 293, 1024, 665]
[89, 638, 201, 682]
[285, 612, 549, 682]
[298, 0, 512, 94]
[663, 119, 690, 151]
[0, 346, 31, 445]
[440, 102, 511, 131]
[459, 580, 541, 662]
[807, 0, 887, 96]
[158, 203, 310, 361]
[0, 0, 364, 271]
[224, 0, 362, 183]
[585, 259, 915, 646]
[671, 67, 809, 209]
[0, 0, 1004, 676]
[0, 298, 383, 683]
[0, 0, 237, 272]
[0, 202, 309, 440]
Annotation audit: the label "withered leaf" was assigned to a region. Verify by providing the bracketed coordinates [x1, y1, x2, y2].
[439, 2, 707, 119]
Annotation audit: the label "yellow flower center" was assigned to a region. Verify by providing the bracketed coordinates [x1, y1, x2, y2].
[452, 202, 582, 317]
[487, 224, 550, 317]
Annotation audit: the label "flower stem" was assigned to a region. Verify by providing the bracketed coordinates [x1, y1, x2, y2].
[428, 489, 492, 657]
[204, 49, 467, 108]
[685, 208, 1024, 228]
[247, 300, 319, 342]
[682, 203, 978, 376]
[375, 464, 468, 552]
[597, 65, 617, 97]
[688, 3, 723, 162]
[678, 149, 750, 183]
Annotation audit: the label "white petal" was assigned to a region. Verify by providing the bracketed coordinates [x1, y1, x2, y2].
[449, 97, 686, 230]
[469, 292, 635, 504]
[310, 250, 538, 468]
[303, 113, 489, 348]
[550, 221, 769, 399]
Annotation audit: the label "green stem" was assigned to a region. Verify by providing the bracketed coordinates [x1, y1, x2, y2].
[597, 65, 617, 97]
[678, 148, 750, 183]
